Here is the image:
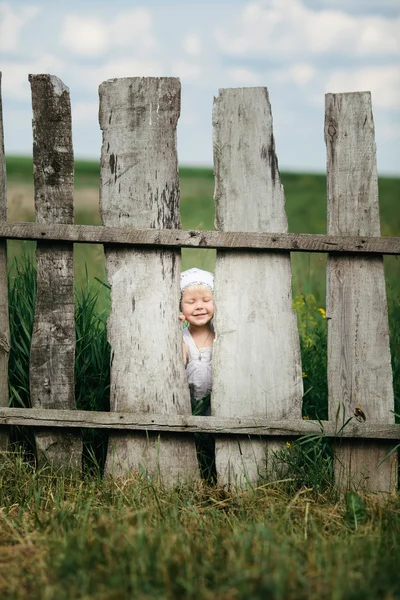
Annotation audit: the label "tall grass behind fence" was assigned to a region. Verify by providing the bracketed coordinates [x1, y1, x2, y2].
[8, 258, 111, 468]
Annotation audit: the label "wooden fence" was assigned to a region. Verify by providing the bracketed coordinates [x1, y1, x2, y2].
[0, 73, 399, 491]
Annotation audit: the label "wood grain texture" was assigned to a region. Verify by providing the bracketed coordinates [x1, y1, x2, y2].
[29, 75, 81, 470]
[325, 92, 397, 492]
[99, 77, 198, 484]
[212, 88, 303, 487]
[0, 222, 399, 255]
[0, 73, 10, 450]
[1, 408, 400, 440]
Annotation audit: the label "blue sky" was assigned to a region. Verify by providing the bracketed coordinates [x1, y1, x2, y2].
[1, 0, 399, 174]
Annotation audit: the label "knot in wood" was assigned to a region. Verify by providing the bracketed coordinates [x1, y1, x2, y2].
[327, 123, 337, 139]
[354, 406, 366, 422]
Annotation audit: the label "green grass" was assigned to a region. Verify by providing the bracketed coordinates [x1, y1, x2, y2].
[7, 257, 111, 468]
[0, 451, 400, 600]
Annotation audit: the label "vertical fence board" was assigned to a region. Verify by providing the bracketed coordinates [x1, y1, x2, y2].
[99, 77, 199, 484]
[29, 75, 81, 469]
[0, 73, 9, 451]
[325, 92, 397, 492]
[212, 88, 303, 487]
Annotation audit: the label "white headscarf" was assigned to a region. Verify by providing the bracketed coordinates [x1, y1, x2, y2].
[180, 268, 214, 292]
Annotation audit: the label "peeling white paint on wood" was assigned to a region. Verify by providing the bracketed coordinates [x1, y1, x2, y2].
[29, 75, 82, 469]
[0, 73, 9, 451]
[325, 92, 397, 492]
[212, 88, 303, 487]
[99, 77, 199, 484]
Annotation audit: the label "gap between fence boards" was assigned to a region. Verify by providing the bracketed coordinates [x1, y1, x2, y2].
[0, 408, 399, 440]
[0, 223, 399, 254]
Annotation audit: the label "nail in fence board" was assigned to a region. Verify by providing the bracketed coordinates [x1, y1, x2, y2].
[0, 73, 9, 451]
[29, 75, 82, 469]
[99, 78, 199, 484]
[325, 92, 397, 492]
[212, 88, 303, 487]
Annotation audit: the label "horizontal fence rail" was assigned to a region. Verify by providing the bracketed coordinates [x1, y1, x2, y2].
[1, 408, 400, 440]
[0, 223, 399, 254]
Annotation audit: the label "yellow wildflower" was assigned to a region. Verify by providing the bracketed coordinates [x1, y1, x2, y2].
[318, 307, 326, 319]
[305, 337, 313, 348]
[286, 441, 291, 449]
[302, 372, 307, 378]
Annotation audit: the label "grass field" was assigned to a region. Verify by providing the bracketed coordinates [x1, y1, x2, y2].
[0, 451, 400, 600]
[2, 156, 400, 599]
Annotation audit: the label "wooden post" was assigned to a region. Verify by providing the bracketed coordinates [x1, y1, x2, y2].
[0, 73, 10, 451]
[212, 88, 303, 487]
[99, 77, 199, 484]
[325, 92, 397, 492]
[29, 75, 82, 469]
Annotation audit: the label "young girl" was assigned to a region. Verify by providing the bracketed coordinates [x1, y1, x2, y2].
[180, 268, 215, 415]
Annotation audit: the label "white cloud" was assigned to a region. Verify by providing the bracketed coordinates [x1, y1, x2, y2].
[60, 8, 156, 58]
[1, 54, 64, 99]
[354, 16, 399, 56]
[315, 0, 400, 10]
[74, 59, 164, 91]
[325, 66, 400, 109]
[227, 68, 263, 85]
[109, 9, 156, 51]
[60, 15, 109, 57]
[227, 63, 315, 89]
[274, 63, 316, 86]
[215, 0, 400, 59]
[171, 60, 201, 80]
[0, 2, 40, 51]
[72, 101, 99, 123]
[100, 59, 162, 79]
[378, 121, 400, 141]
[183, 34, 202, 56]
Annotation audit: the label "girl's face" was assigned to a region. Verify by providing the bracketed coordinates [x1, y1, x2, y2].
[181, 286, 214, 327]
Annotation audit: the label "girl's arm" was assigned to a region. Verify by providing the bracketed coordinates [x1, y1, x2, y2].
[182, 340, 187, 366]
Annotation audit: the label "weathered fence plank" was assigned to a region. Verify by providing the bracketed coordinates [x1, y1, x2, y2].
[0, 222, 399, 255]
[0, 73, 10, 451]
[99, 77, 198, 484]
[1, 407, 400, 440]
[212, 88, 303, 487]
[326, 92, 397, 492]
[29, 75, 82, 469]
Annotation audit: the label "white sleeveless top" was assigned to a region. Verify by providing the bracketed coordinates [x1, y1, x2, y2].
[183, 326, 213, 402]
